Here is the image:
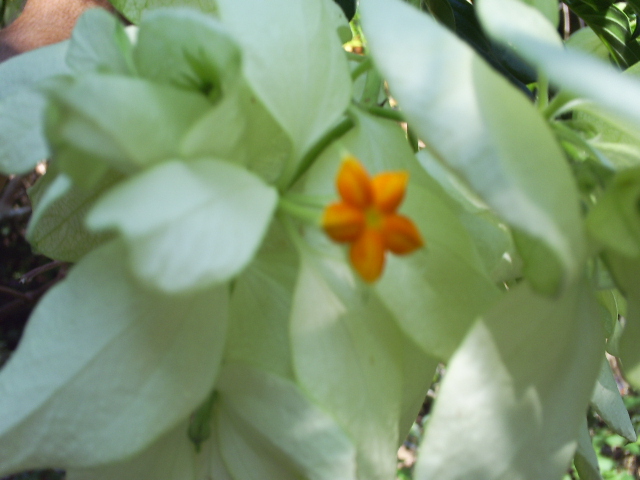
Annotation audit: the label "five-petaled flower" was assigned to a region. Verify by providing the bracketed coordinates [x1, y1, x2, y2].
[322, 156, 424, 282]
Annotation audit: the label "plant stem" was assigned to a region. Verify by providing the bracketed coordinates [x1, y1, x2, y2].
[351, 56, 373, 81]
[278, 196, 321, 224]
[282, 115, 355, 190]
[359, 104, 406, 122]
[536, 71, 549, 111]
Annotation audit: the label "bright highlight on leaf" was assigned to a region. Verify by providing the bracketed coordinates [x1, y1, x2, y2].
[322, 156, 424, 282]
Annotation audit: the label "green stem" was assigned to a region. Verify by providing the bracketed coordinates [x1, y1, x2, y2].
[358, 104, 406, 122]
[551, 121, 610, 165]
[543, 90, 578, 120]
[351, 56, 373, 81]
[278, 197, 322, 224]
[407, 126, 420, 153]
[346, 51, 366, 63]
[536, 71, 549, 111]
[360, 67, 383, 106]
[282, 115, 356, 191]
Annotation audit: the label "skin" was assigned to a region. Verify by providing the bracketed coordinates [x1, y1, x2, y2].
[0, 0, 115, 62]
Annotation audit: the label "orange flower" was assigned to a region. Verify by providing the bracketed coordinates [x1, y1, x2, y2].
[322, 156, 424, 282]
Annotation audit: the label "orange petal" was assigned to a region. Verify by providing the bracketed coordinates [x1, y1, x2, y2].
[349, 229, 386, 282]
[336, 156, 373, 209]
[322, 202, 366, 243]
[372, 171, 408, 213]
[382, 214, 424, 254]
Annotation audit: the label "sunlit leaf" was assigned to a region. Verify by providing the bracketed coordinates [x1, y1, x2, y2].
[414, 281, 604, 480]
[87, 159, 278, 293]
[0, 240, 228, 475]
[46, 74, 214, 186]
[216, 0, 351, 169]
[302, 110, 500, 359]
[134, 8, 240, 98]
[361, 0, 585, 294]
[217, 364, 357, 480]
[290, 246, 403, 480]
[477, 0, 640, 128]
[226, 221, 298, 379]
[66, 421, 199, 480]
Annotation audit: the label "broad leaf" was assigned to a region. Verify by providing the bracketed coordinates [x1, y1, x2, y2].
[290, 248, 404, 480]
[134, 8, 241, 98]
[574, 419, 604, 480]
[602, 253, 640, 388]
[217, 364, 357, 480]
[109, 0, 218, 23]
[587, 166, 640, 257]
[414, 281, 604, 480]
[361, 0, 585, 294]
[182, 81, 293, 184]
[67, 8, 135, 75]
[27, 170, 121, 262]
[66, 421, 199, 480]
[216, 0, 351, 170]
[0, 42, 70, 174]
[0, 240, 228, 474]
[87, 159, 278, 293]
[477, 0, 640, 128]
[302, 110, 500, 359]
[590, 357, 636, 442]
[216, 403, 300, 480]
[226, 221, 298, 379]
[46, 74, 214, 187]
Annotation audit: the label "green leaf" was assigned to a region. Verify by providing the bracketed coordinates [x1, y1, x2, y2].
[27, 170, 120, 262]
[215, 401, 300, 480]
[0, 240, 228, 474]
[567, 27, 612, 62]
[226, 221, 298, 379]
[182, 81, 293, 184]
[361, 0, 585, 294]
[564, 0, 640, 69]
[134, 8, 241, 98]
[302, 110, 501, 360]
[217, 364, 357, 480]
[109, 0, 218, 23]
[66, 421, 200, 480]
[0, 42, 70, 174]
[290, 247, 404, 480]
[586, 167, 640, 257]
[87, 159, 278, 293]
[216, 0, 351, 167]
[414, 281, 605, 480]
[66, 8, 135, 75]
[476, 0, 562, 49]
[477, 0, 640, 128]
[46, 74, 214, 186]
[590, 357, 637, 442]
[574, 418, 604, 480]
[398, 336, 439, 440]
[603, 253, 640, 388]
